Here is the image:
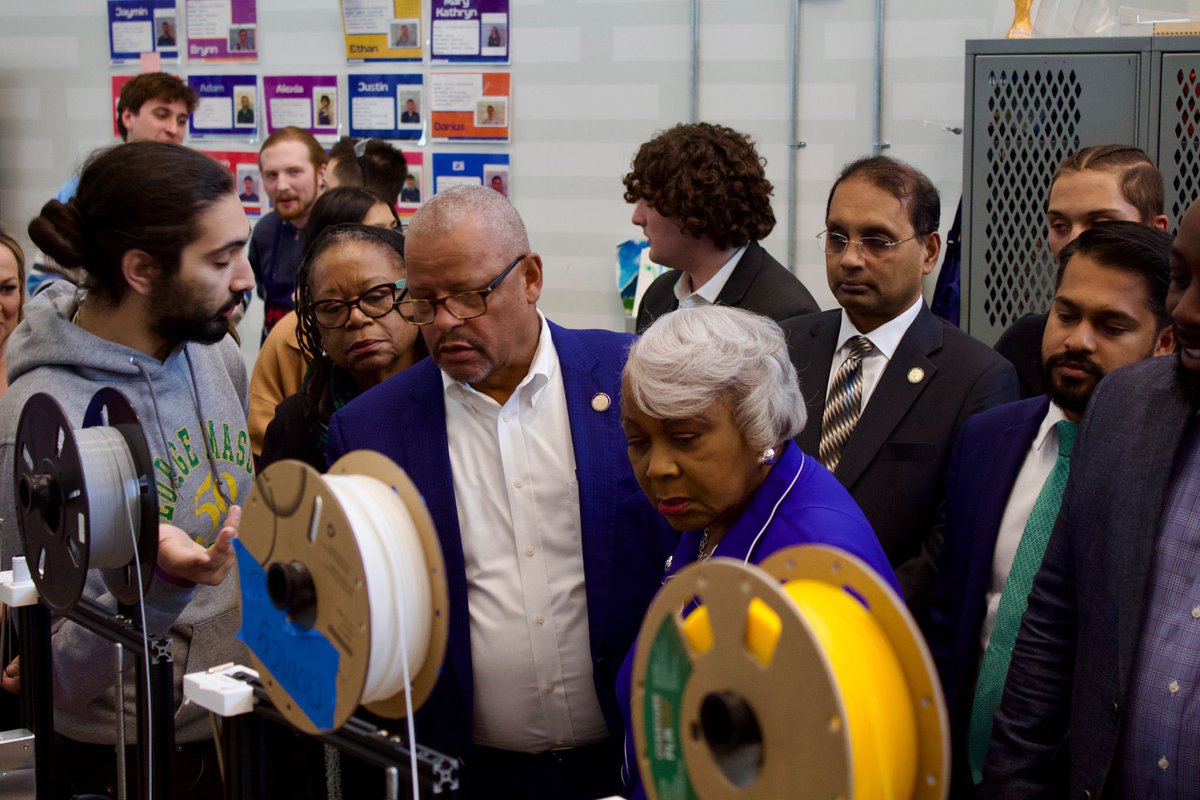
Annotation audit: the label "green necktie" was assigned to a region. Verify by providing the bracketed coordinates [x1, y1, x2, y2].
[966, 418, 1078, 784]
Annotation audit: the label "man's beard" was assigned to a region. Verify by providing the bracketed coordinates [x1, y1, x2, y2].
[1041, 349, 1105, 418]
[149, 278, 240, 346]
[273, 181, 316, 222]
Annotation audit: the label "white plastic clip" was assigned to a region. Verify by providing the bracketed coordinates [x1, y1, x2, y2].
[183, 663, 260, 717]
[0, 557, 40, 607]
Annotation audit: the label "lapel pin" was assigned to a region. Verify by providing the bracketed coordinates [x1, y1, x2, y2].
[591, 392, 611, 412]
[907, 367, 925, 384]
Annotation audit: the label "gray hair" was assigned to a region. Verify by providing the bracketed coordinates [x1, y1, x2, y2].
[404, 184, 529, 258]
[624, 305, 806, 450]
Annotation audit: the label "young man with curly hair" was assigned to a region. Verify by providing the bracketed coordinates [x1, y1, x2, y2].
[625, 122, 819, 332]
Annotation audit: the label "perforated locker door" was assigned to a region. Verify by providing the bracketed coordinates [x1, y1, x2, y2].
[1158, 54, 1200, 236]
[965, 53, 1141, 344]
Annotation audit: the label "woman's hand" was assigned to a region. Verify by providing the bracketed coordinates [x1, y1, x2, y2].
[157, 506, 241, 586]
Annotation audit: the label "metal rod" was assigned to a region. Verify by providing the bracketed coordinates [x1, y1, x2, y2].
[18, 597, 175, 799]
[16, 603, 53, 796]
[385, 766, 399, 800]
[115, 643, 127, 800]
[787, 0, 802, 270]
[68, 599, 175, 799]
[689, 0, 700, 121]
[872, 0, 888, 154]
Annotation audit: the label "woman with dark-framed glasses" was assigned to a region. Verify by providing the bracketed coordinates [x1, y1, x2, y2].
[259, 223, 425, 471]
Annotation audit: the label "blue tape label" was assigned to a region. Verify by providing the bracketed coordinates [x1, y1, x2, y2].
[235, 540, 339, 730]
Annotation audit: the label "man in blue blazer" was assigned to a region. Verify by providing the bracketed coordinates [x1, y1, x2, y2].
[327, 186, 675, 798]
[928, 222, 1175, 797]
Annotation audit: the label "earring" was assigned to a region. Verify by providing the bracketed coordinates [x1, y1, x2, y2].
[758, 447, 777, 465]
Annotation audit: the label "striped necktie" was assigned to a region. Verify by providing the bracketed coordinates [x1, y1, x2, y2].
[819, 335, 874, 471]
[966, 418, 1078, 783]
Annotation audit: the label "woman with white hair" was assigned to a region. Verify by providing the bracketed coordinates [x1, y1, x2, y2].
[615, 305, 898, 797]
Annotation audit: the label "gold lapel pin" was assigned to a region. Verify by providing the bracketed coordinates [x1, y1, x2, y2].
[907, 367, 925, 384]
[592, 392, 611, 412]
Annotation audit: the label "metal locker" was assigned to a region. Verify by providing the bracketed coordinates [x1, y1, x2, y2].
[962, 39, 1148, 345]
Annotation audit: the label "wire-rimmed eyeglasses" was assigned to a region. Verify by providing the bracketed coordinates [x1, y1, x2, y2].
[817, 230, 919, 258]
[396, 253, 527, 325]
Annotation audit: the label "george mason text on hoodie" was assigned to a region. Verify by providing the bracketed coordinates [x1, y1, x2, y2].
[0, 281, 254, 745]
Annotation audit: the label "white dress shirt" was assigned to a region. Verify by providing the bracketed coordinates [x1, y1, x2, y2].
[442, 313, 608, 752]
[979, 402, 1069, 654]
[826, 295, 924, 411]
[672, 244, 748, 308]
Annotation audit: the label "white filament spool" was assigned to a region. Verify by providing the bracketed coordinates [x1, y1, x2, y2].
[240, 453, 450, 743]
[323, 474, 433, 704]
[74, 427, 140, 567]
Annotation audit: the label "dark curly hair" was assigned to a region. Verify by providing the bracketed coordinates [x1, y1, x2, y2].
[623, 123, 775, 250]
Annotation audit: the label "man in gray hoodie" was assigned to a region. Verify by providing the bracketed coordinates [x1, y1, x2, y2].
[0, 141, 254, 798]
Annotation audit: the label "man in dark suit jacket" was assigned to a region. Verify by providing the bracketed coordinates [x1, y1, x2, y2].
[327, 185, 675, 798]
[980, 200, 1200, 798]
[927, 222, 1175, 797]
[625, 122, 818, 333]
[781, 155, 1018, 612]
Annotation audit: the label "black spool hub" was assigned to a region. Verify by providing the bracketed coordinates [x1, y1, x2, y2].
[267, 560, 318, 629]
[14, 393, 91, 611]
[12, 390, 159, 611]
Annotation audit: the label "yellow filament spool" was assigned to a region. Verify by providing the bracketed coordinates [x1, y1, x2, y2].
[634, 546, 948, 800]
[782, 580, 917, 798]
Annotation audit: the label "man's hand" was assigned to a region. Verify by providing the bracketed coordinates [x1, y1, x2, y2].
[157, 506, 241, 586]
[1, 657, 19, 694]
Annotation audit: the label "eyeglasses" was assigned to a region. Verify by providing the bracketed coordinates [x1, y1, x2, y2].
[817, 230, 919, 258]
[397, 253, 527, 326]
[309, 280, 407, 329]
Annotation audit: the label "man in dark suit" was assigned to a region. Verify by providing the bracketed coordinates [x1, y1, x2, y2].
[327, 185, 675, 798]
[781, 155, 1018, 611]
[625, 122, 818, 332]
[993, 144, 1168, 398]
[927, 222, 1175, 797]
[980, 202, 1200, 797]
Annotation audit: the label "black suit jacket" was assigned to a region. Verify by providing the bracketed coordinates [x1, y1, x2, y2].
[780, 304, 1018, 611]
[993, 312, 1048, 399]
[634, 240, 818, 333]
[981, 356, 1194, 798]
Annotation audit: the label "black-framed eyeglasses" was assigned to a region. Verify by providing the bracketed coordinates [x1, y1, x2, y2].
[309, 280, 407, 329]
[397, 253, 527, 325]
[817, 230, 919, 258]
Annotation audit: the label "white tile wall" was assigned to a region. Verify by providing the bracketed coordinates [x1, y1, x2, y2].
[0, 0, 1011, 360]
